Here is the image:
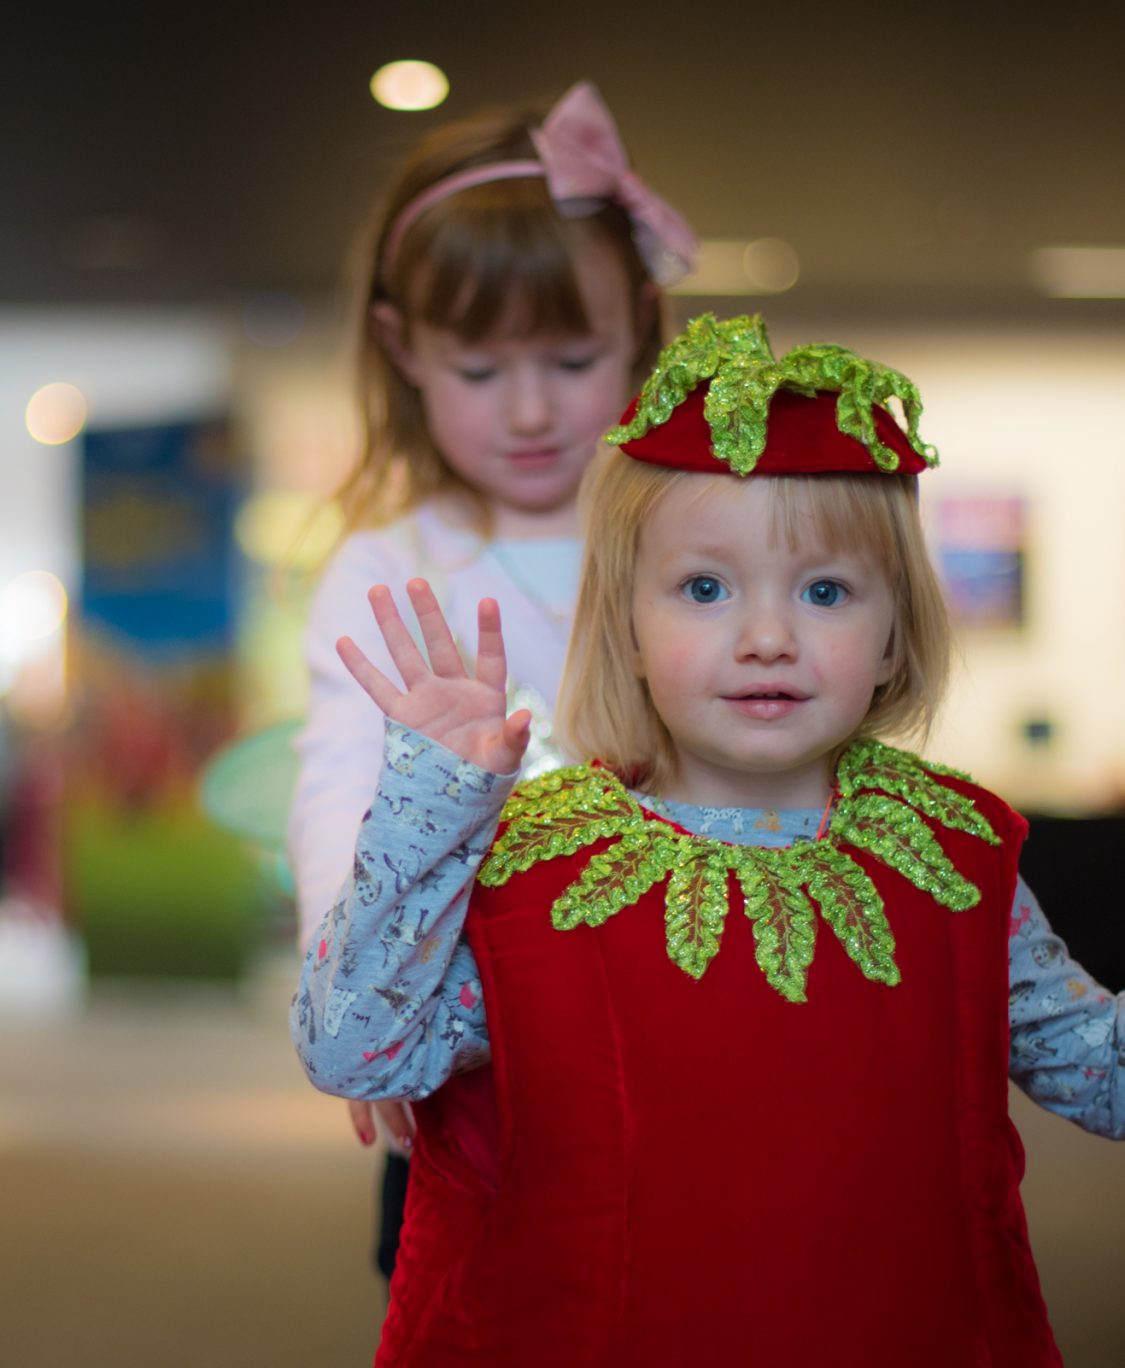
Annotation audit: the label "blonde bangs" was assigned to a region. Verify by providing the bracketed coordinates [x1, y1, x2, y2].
[767, 476, 899, 569]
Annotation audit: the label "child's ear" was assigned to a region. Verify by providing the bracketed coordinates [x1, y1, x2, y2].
[628, 613, 646, 678]
[875, 623, 899, 686]
[371, 303, 421, 385]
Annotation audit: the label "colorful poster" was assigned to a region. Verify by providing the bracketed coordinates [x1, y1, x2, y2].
[81, 417, 241, 658]
[931, 496, 1026, 628]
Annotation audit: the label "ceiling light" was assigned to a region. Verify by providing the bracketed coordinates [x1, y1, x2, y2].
[234, 491, 344, 569]
[370, 61, 449, 111]
[25, 383, 87, 445]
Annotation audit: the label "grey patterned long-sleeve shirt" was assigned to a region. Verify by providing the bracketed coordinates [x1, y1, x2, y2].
[291, 723, 1125, 1139]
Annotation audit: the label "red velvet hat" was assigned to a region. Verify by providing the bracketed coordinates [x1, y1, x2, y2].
[606, 313, 938, 477]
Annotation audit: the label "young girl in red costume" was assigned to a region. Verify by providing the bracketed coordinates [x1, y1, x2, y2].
[285, 80, 695, 1276]
[294, 314, 1123, 1365]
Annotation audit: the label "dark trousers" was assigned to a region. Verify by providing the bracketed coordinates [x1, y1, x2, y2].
[375, 1152, 411, 1282]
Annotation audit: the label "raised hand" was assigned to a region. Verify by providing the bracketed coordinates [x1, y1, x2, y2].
[336, 578, 531, 774]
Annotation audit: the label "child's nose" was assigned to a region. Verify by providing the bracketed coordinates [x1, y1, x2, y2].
[506, 370, 552, 433]
[736, 604, 796, 661]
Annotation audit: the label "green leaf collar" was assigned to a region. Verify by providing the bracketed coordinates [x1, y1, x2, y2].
[477, 739, 997, 1003]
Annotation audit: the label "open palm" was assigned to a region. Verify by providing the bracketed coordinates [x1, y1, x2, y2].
[336, 578, 531, 774]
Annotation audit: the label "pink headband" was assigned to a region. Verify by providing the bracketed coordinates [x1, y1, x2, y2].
[381, 82, 698, 286]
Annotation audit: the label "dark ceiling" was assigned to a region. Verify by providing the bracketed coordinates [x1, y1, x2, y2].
[6, 3, 1125, 325]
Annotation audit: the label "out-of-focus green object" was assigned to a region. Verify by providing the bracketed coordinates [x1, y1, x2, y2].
[197, 719, 301, 896]
[67, 797, 271, 980]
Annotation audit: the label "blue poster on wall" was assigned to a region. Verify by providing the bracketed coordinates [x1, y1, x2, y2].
[81, 417, 242, 659]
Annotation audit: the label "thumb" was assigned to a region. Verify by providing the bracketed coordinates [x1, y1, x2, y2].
[502, 708, 532, 763]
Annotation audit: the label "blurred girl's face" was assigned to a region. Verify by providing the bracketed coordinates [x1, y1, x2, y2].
[386, 234, 641, 536]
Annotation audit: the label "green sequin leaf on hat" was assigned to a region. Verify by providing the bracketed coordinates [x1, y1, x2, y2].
[605, 312, 939, 475]
[606, 314, 774, 440]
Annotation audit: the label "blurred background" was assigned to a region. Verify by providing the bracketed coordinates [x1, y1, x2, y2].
[1, 3, 1122, 1364]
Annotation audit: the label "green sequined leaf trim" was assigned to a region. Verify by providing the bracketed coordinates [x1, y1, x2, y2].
[800, 845, 900, 987]
[836, 739, 998, 844]
[736, 851, 817, 1003]
[551, 829, 677, 931]
[481, 742, 998, 1000]
[834, 793, 981, 913]
[665, 843, 733, 979]
[604, 312, 938, 476]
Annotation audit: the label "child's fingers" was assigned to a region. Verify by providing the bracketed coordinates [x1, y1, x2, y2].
[405, 578, 466, 679]
[373, 1098, 417, 1155]
[366, 584, 432, 687]
[345, 1098, 377, 1147]
[474, 596, 509, 693]
[337, 635, 403, 711]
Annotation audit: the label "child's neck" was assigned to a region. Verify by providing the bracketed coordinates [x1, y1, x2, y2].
[657, 761, 836, 813]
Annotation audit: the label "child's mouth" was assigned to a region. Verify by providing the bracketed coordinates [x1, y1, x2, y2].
[508, 448, 559, 469]
[725, 690, 806, 718]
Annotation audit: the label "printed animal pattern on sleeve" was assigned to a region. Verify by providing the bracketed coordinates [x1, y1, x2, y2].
[290, 721, 511, 1101]
[1008, 875, 1124, 1138]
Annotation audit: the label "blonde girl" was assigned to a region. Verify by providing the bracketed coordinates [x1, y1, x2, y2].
[296, 315, 1121, 1364]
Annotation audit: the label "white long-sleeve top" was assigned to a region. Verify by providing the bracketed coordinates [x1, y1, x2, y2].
[287, 504, 581, 950]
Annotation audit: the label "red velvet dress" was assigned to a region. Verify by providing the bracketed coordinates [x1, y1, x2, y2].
[375, 764, 1062, 1367]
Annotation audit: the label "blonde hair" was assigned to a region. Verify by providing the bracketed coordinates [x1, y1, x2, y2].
[558, 452, 951, 792]
[335, 101, 666, 535]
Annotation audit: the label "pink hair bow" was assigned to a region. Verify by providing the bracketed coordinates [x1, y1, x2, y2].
[532, 82, 698, 286]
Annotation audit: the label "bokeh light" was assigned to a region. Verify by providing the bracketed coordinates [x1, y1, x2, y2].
[742, 238, 800, 293]
[0, 571, 69, 665]
[25, 382, 88, 445]
[234, 491, 344, 569]
[370, 61, 449, 111]
[670, 238, 800, 296]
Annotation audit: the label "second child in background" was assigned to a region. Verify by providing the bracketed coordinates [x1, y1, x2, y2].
[287, 80, 696, 1280]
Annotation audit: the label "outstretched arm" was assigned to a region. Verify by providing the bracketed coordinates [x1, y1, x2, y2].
[292, 583, 525, 1101]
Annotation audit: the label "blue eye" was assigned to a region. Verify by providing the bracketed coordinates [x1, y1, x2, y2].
[802, 579, 846, 607]
[683, 576, 729, 604]
[457, 367, 496, 383]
